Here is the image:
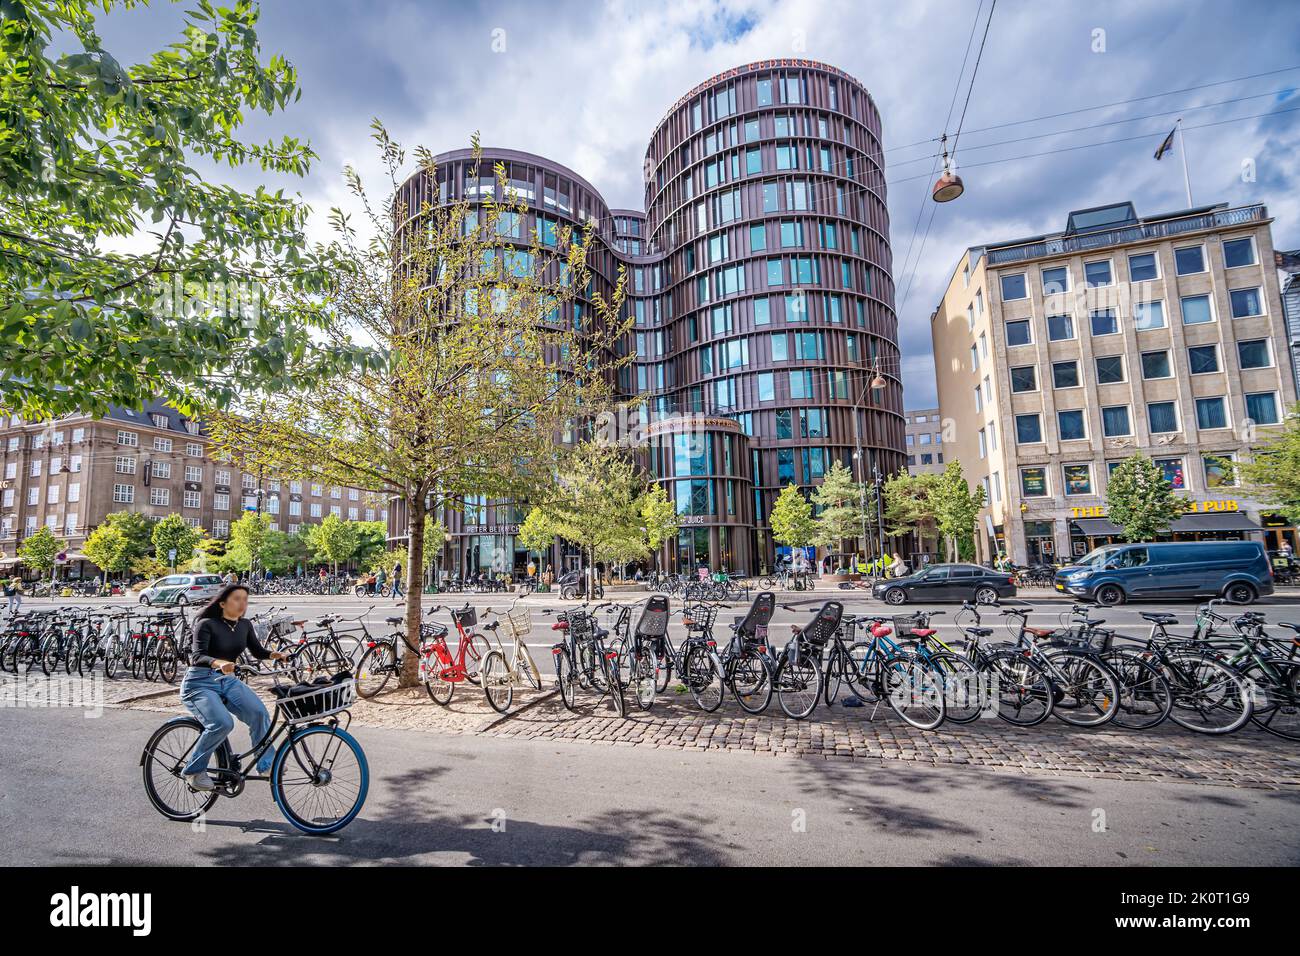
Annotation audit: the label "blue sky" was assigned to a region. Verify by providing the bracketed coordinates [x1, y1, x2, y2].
[87, 0, 1300, 407]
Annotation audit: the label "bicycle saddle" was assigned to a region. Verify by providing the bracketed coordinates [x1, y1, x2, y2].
[384, 616, 403, 625]
[1277, 622, 1300, 634]
[1024, 625, 1054, 637]
[485, 621, 501, 630]
[1140, 612, 1178, 625]
[909, 627, 937, 638]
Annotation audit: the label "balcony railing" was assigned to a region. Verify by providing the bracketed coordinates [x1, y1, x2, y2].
[985, 205, 1267, 267]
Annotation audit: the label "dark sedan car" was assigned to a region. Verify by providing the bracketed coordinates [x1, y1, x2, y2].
[872, 563, 1016, 606]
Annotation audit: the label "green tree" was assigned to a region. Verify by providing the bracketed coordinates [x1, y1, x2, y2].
[305, 513, 360, 576]
[208, 130, 627, 685]
[99, 510, 156, 565]
[83, 524, 131, 580]
[517, 507, 557, 565]
[151, 514, 203, 569]
[812, 461, 866, 556]
[223, 511, 273, 572]
[17, 525, 60, 577]
[770, 483, 816, 551]
[884, 471, 940, 548]
[1106, 453, 1185, 542]
[0, 0, 375, 418]
[352, 521, 389, 571]
[639, 482, 679, 571]
[933, 461, 985, 561]
[1228, 404, 1300, 523]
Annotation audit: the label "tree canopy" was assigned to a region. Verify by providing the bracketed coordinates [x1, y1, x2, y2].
[1106, 453, 1185, 542]
[770, 483, 815, 550]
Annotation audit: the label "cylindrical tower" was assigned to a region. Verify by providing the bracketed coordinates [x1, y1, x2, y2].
[640, 61, 905, 570]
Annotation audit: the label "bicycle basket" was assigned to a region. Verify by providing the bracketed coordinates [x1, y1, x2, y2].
[892, 613, 929, 636]
[800, 601, 843, 645]
[452, 606, 478, 628]
[635, 595, 670, 638]
[272, 672, 356, 724]
[506, 608, 532, 639]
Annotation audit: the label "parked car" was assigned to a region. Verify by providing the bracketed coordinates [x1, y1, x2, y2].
[1054, 541, 1273, 606]
[138, 573, 224, 606]
[872, 563, 1016, 606]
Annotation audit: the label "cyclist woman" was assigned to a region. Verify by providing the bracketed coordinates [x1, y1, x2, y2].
[179, 583, 288, 792]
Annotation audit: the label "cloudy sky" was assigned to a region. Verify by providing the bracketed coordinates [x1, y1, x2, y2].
[86, 0, 1300, 407]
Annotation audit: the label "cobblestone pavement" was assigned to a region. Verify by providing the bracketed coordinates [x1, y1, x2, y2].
[487, 689, 1300, 790]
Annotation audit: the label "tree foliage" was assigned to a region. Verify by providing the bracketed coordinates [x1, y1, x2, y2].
[83, 523, 131, 578]
[223, 511, 273, 572]
[151, 513, 203, 568]
[933, 461, 985, 561]
[0, 0, 376, 417]
[305, 513, 360, 574]
[812, 460, 865, 551]
[17, 524, 59, 573]
[1228, 404, 1300, 524]
[1106, 453, 1185, 542]
[770, 483, 815, 550]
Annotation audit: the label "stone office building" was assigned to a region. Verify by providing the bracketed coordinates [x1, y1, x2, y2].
[931, 200, 1297, 565]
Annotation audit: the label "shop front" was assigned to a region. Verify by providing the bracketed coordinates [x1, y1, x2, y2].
[1066, 499, 1263, 558]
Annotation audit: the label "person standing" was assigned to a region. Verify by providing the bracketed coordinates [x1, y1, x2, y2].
[391, 561, 403, 600]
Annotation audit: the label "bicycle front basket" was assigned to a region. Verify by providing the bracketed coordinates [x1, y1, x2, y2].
[273, 673, 356, 724]
[891, 614, 928, 637]
[506, 607, 532, 638]
[452, 606, 478, 628]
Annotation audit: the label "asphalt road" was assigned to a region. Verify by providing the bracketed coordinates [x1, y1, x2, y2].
[3, 706, 1297, 866]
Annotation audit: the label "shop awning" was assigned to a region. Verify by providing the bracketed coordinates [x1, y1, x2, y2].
[1169, 512, 1261, 533]
[1070, 517, 1123, 536]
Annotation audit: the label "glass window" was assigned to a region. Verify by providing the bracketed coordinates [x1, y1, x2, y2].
[1238, 339, 1271, 369]
[1006, 320, 1031, 346]
[1180, 294, 1214, 325]
[1229, 287, 1262, 318]
[1084, 260, 1112, 286]
[1155, 457, 1187, 490]
[1041, 266, 1069, 296]
[1195, 396, 1228, 430]
[1095, 356, 1125, 384]
[1057, 409, 1086, 441]
[1102, 405, 1131, 437]
[1134, 300, 1165, 330]
[1246, 392, 1280, 424]
[1148, 401, 1179, 433]
[1047, 314, 1074, 341]
[1141, 350, 1171, 378]
[1063, 464, 1093, 495]
[1090, 310, 1118, 335]
[1222, 237, 1256, 268]
[749, 223, 766, 251]
[1174, 246, 1205, 275]
[1187, 344, 1219, 374]
[746, 147, 762, 175]
[1015, 414, 1043, 444]
[1010, 366, 1037, 392]
[1127, 252, 1158, 282]
[766, 258, 783, 286]
[753, 297, 771, 325]
[1020, 467, 1048, 497]
[1000, 273, 1027, 300]
[1053, 360, 1079, 388]
[1203, 454, 1235, 488]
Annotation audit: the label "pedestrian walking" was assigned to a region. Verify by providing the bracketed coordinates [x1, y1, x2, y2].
[391, 561, 403, 599]
[4, 576, 21, 615]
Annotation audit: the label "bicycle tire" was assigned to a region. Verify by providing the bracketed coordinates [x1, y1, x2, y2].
[978, 649, 1054, 726]
[1043, 650, 1120, 727]
[155, 637, 180, 684]
[1239, 658, 1300, 741]
[1161, 652, 1251, 735]
[271, 725, 369, 835]
[730, 648, 772, 714]
[926, 651, 983, 724]
[516, 644, 543, 691]
[140, 717, 228, 822]
[880, 653, 946, 730]
[556, 649, 577, 710]
[424, 661, 455, 705]
[143, 637, 159, 681]
[356, 643, 396, 699]
[602, 652, 626, 717]
[1100, 648, 1172, 730]
[684, 644, 723, 712]
[632, 646, 657, 710]
[481, 649, 514, 714]
[774, 651, 821, 720]
[462, 633, 491, 685]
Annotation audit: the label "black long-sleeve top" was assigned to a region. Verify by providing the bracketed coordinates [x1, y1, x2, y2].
[191, 616, 271, 669]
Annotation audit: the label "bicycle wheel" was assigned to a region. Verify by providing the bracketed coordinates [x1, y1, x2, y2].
[927, 651, 984, 724]
[880, 653, 946, 730]
[630, 646, 657, 710]
[1100, 648, 1171, 730]
[730, 647, 772, 714]
[1044, 650, 1120, 727]
[653, 642, 673, 694]
[140, 717, 225, 822]
[39, 637, 61, 676]
[462, 633, 491, 685]
[846, 642, 883, 703]
[774, 650, 821, 720]
[1239, 658, 1300, 741]
[296, 640, 349, 681]
[103, 637, 123, 679]
[555, 649, 577, 710]
[356, 643, 396, 698]
[1161, 652, 1251, 734]
[978, 649, 1053, 726]
[602, 652, 626, 717]
[515, 644, 543, 691]
[143, 637, 159, 681]
[155, 637, 180, 684]
[481, 649, 514, 714]
[684, 644, 723, 712]
[271, 725, 369, 835]
[759, 576, 777, 589]
[424, 660, 455, 705]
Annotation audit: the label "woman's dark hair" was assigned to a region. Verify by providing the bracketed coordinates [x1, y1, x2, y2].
[197, 583, 250, 621]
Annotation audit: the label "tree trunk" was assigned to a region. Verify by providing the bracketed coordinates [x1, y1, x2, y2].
[399, 500, 426, 688]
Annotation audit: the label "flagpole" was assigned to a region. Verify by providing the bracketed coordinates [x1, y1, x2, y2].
[1176, 117, 1193, 207]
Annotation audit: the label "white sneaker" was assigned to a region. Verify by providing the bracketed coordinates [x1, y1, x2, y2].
[184, 771, 215, 792]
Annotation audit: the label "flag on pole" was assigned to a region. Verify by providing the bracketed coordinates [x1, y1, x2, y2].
[1154, 126, 1177, 160]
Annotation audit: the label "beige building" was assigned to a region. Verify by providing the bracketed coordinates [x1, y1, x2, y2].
[931, 201, 1297, 565]
[904, 407, 946, 474]
[0, 399, 386, 577]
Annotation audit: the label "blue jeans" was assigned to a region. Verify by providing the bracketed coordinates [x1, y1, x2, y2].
[391, 580, 403, 597]
[180, 668, 274, 775]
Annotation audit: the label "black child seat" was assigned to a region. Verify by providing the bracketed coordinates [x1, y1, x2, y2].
[732, 591, 776, 644]
[798, 601, 844, 645]
[636, 595, 671, 638]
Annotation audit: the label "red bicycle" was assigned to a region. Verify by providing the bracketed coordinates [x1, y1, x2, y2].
[420, 604, 492, 704]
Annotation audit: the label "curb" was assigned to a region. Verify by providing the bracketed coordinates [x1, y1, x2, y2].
[476, 687, 559, 733]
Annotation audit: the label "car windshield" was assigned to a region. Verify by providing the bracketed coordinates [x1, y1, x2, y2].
[1074, 547, 1119, 569]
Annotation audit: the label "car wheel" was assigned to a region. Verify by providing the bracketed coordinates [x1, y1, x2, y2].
[974, 586, 999, 605]
[139, 595, 150, 606]
[1223, 582, 1257, 605]
[175, 595, 188, 606]
[1094, 584, 1124, 607]
[883, 587, 907, 606]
